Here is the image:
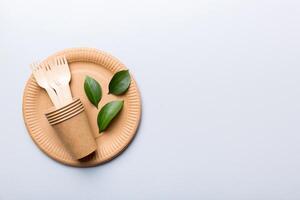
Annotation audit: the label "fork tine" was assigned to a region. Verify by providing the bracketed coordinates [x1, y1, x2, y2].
[55, 57, 59, 65]
[36, 62, 41, 70]
[36, 62, 41, 69]
[41, 62, 46, 70]
[31, 62, 39, 71]
[59, 56, 63, 65]
[48, 62, 52, 70]
[48, 61, 54, 68]
[58, 57, 61, 65]
[63, 56, 67, 64]
[45, 62, 50, 70]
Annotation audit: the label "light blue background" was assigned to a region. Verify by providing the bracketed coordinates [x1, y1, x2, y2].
[1, 0, 300, 199]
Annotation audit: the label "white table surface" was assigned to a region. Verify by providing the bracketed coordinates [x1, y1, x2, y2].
[1, 0, 300, 199]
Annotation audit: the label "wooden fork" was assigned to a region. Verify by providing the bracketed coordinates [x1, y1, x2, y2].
[41, 62, 66, 105]
[48, 56, 73, 104]
[30, 62, 61, 108]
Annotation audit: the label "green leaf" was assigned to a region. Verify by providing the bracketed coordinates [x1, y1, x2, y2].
[97, 100, 124, 132]
[84, 76, 102, 108]
[109, 70, 131, 95]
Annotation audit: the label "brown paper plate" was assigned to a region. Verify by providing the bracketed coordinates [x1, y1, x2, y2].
[22, 48, 142, 167]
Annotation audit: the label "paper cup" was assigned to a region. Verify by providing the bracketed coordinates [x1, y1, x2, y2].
[45, 98, 97, 160]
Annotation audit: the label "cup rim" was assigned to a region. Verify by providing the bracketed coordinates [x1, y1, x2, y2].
[48, 107, 85, 125]
[45, 98, 81, 116]
[46, 103, 84, 121]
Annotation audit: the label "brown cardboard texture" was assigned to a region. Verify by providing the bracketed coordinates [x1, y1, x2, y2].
[45, 98, 97, 160]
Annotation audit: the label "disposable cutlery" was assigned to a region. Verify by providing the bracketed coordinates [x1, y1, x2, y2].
[48, 56, 72, 104]
[30, 62, 61, 107]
